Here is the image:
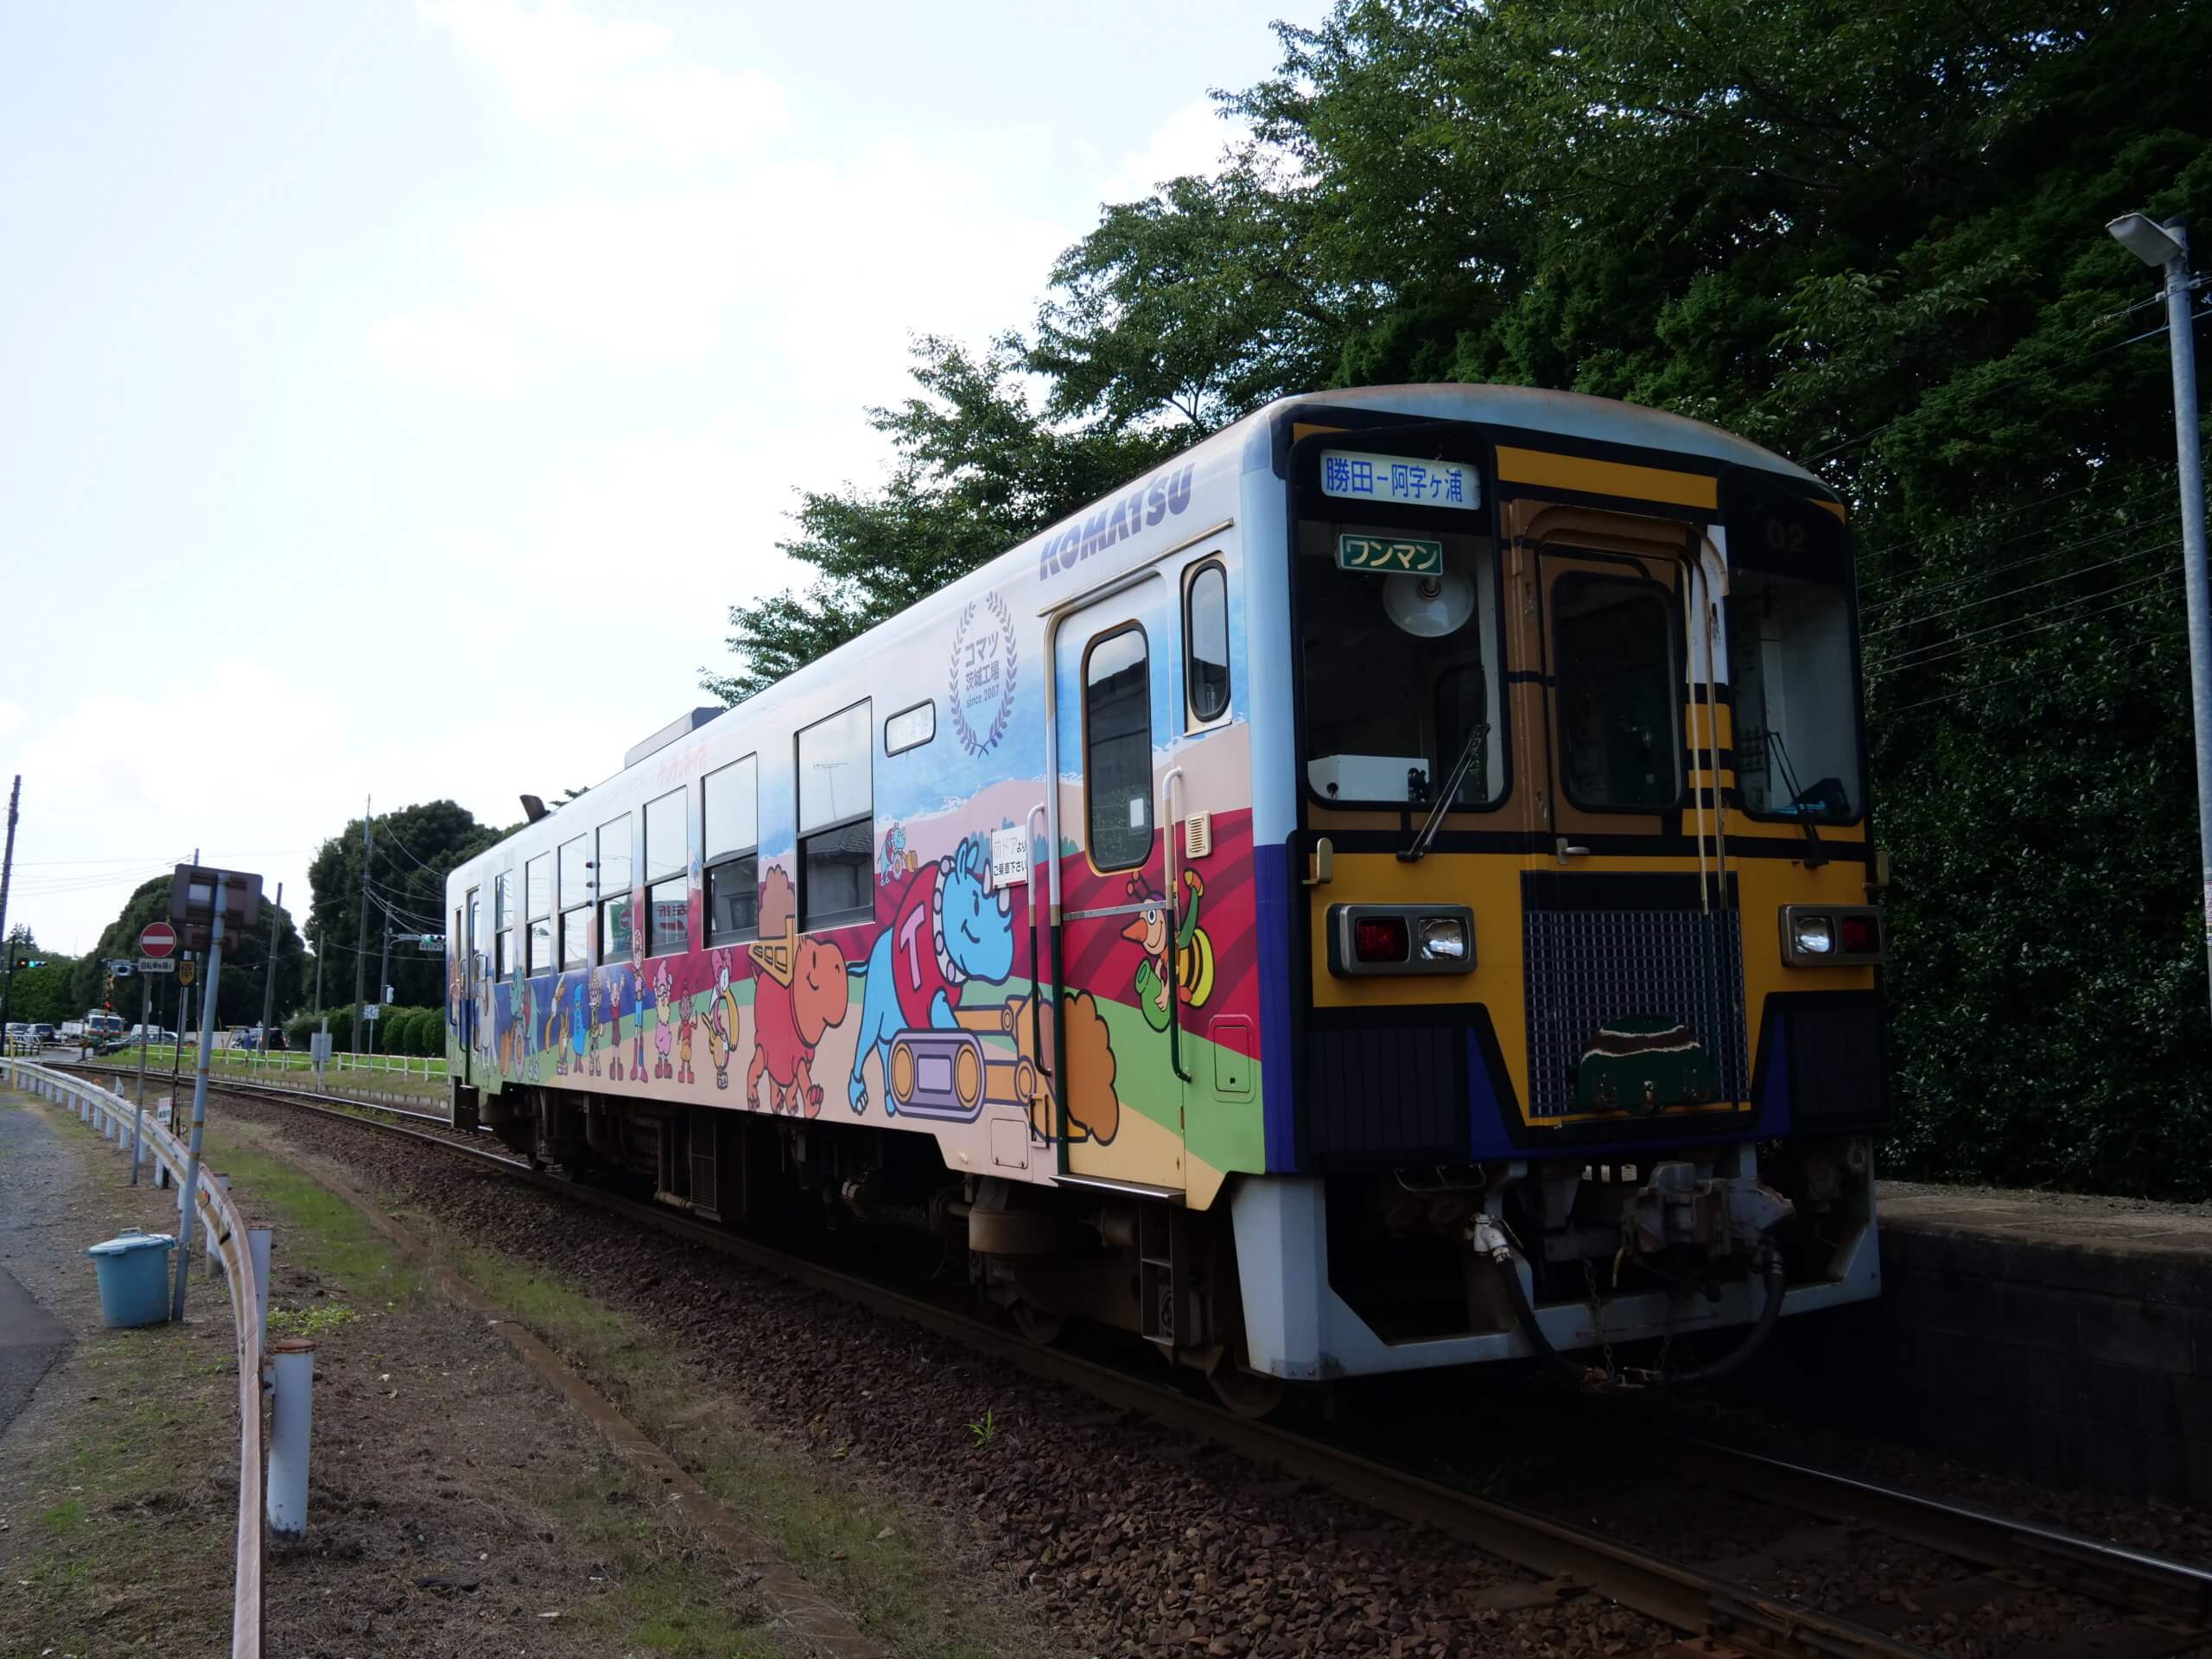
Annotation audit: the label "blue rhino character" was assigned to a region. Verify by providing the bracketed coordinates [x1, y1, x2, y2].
[847, 833, 1015, 1114]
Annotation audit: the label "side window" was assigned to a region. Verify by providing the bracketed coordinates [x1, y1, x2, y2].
[798, 701, 873, 927]
[885, 701, 934, 755]
[1185, 560, 1230, 725]
[492, 873, 511, 979]
[644, 787, 689, 955]
[524, 853, 553, 973]
[703, 756, 759, 944]
[1084, 626, 1153, 870]
[557, 834, 590, 969]
[597, 815, 633, 963]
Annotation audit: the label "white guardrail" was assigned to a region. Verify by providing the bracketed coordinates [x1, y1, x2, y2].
[2, 1058, 264, 1659]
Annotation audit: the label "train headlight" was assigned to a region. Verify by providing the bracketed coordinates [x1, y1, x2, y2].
[1781, 905, 1886, 967]
[1418, 917, 1468, 963]
[1328, 904, 1475, 976]
[1792, 915, 1835, 957]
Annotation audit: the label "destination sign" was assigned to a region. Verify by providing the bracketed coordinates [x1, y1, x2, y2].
[1319, 449, 1478, 510]
[1337, 534, 1445, 575]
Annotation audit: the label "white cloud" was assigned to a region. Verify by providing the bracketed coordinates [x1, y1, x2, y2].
[422, 0, 785, 162]
[366, 305, 533, 393]
[1096, 97, 1240, 204]
[0, 700, 24, 741]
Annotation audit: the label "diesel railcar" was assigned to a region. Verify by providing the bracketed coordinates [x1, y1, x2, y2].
[445, 384, 1887, 1410]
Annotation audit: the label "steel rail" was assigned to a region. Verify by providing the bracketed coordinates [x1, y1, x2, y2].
[1636, 1433, 2212, 1630]
[164, 1071, 1948, 1659]
[62, 1063, 2212, 1656]
[5, 1059, 265, 1659]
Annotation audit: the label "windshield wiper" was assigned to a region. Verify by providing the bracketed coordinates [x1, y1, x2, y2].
[1399, 723, 1489, 862]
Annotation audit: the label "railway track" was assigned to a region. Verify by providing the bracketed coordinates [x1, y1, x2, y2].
[63, 1062, 2212, 1659]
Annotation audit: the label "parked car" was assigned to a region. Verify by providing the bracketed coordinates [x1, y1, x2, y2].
[31, 1023, 56, 1044]
[3, 1022, 29, 1047]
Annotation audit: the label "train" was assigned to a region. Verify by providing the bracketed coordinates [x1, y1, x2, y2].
[445, 383, 1887, 1411]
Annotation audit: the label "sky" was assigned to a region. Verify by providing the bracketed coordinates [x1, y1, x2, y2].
[0, 0, 1311, 958]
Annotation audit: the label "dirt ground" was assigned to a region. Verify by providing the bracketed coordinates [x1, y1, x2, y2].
[0, 1088, 791, 1658]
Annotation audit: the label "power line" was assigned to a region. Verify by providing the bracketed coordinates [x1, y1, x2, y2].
[1859, 486, 2174, 610]
[1871, 575, 2177, 684]
[1862, 537, 2174, 639]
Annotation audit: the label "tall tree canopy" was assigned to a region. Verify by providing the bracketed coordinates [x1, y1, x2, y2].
[70, 877, 304, 1033]
[707, 0, 2212, 1195]
[305, 800, 508, 1014]
[3, 925, 77, 1027]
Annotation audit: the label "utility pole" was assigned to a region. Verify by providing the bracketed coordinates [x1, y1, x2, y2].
[2107, 212, 2212, 1018]
[171, 873, 228, 1323]
[312, 923, 324, 1015]
[351, 799, 371, 1056]
[374, 904, 391, 1056]
[169, 846, 197, 1103]
[258, 880, 282, 1046]
[0, 775, 19, 1035]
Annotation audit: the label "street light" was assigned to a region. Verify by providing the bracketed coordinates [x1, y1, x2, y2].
[2106, 211, 2212, 1019]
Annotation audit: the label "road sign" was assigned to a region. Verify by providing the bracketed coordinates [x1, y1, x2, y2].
[137, 957, 175, 974]
[362, 1004, 381, 1021]
[106, 959, 136, 977]
[140, 922, 178, 959]
[178, 961, 197, 987]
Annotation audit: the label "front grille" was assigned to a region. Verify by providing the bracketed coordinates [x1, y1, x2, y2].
[1772, 997, 1889, 1130]
[1301, 1022, 1466, 1167]
[1522, 874, 1749, 1119]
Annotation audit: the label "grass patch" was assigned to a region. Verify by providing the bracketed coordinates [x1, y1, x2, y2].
[530, 1465, 792, 1658]
[39, 1500, 82, 1535]
[438, 1242, 1020, 1658]
[196, 1130, 421, 1306]
[267, 1301, 359, 1339]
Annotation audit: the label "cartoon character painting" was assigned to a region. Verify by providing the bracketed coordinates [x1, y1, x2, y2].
[880, 823, 915, 885]
[676, 975, 696, 1084]
[652, 961, 675, 1079]
[1124, 870, 1214, 1031]
[569, 977, 589, 1076]
[847, 834, 1015, 1115]
[705, 951, 733, 1089]
[550, 981, 571, 1076]
[749, 868, 850, 1116]
[628, 932, 649, 1080]
[585, 969, 605, 1077]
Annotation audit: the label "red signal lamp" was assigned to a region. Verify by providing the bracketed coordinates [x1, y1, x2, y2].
[1840, 914, 1880, 955]
[1353, 916, 1409, 963]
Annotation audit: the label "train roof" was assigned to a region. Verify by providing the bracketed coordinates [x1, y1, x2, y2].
[493, 383, 1832, 842]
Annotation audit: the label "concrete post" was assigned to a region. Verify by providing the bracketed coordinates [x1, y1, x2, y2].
[248, 1229, 271, 1351]
[266, 1338, 316, 1539]
[172, 874, 226, 1323]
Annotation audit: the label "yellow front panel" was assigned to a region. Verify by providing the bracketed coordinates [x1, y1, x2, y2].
[1495, 447, 1719, 510]
[1310, 849, 1877, 1134]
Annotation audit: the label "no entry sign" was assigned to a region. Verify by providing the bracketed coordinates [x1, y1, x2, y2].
[139, 922, 178, 959]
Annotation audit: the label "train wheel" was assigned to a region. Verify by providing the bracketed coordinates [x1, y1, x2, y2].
[1207, 1361, 1287, 1419]
[1011, 1303, 1065, 1345]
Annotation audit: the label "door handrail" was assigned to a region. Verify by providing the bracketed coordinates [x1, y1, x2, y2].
[1160, 766, 1192, 1084]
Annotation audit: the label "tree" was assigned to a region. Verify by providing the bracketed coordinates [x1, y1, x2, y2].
[699, 0, 2212, 1194]
[701, 336, 1188, 703]
[70, 878, 306, 1032]
[3, 925, 77, 1027]
[305, 801, 510, 1014]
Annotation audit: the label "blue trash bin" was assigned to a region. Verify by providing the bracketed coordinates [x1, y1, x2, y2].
[86, 1228, 175, 1327]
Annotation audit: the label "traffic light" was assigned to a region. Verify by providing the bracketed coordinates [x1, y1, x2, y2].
[10, 957, 43, 969]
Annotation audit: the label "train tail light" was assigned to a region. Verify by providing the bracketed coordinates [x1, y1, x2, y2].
[1353, 916, 1409, 963]
[1327, 905, 1475, 976]
[1780, 905, 1885, 967]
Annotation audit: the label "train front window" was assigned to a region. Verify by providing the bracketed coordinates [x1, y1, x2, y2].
[1729, 569, 1860, 820]
[1553, 575, 1682, 811]
[1297, 519, 1502, 808]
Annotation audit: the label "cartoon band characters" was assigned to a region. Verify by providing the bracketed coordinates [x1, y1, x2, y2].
[847, 833, 1014, 1115]
[468, 827, 1207, 1155]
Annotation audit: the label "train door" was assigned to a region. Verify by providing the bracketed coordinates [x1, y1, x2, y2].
[1050, 575, 1191, 1192]
[1522, 525, 1749, 1121]
[463, 886, 480, 1085]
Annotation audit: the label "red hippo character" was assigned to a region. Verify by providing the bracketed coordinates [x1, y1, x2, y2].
[744, 868, 850, 1117]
